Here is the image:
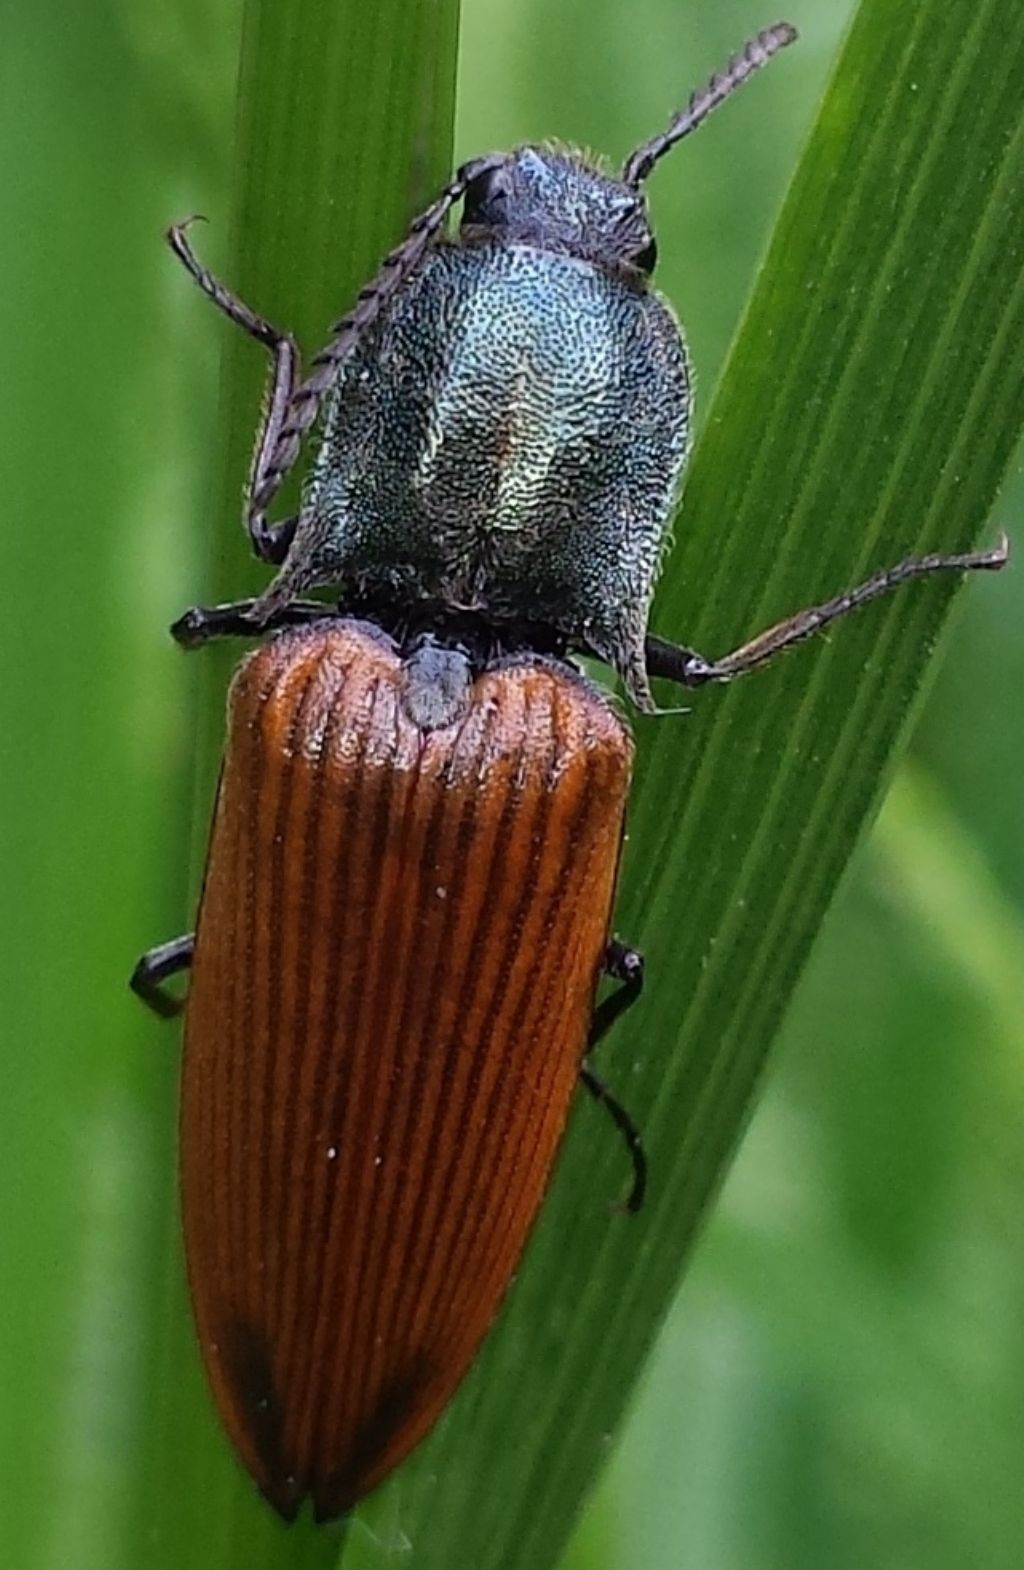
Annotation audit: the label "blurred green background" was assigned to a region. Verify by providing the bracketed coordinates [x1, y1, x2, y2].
[2, 0, 1021, 1567]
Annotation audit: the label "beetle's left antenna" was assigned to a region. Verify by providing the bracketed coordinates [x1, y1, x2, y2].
[623, 21, 797, 187]
[246, 152, 509, 544]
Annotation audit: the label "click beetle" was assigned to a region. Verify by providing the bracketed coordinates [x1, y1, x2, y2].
[133, 21, 1006, 1520]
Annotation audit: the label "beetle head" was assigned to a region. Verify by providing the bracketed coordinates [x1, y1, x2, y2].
[460, 149, 657, 276]
[456, 24, 800, 280]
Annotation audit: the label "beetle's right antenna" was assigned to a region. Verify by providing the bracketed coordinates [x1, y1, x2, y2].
[623, 21, 798, 187]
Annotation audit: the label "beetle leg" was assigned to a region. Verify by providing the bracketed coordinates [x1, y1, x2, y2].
[589, 938, 644, 1045]
[169, 594, 329, 649]
[166, 218, 300, 566]
[131, 933, 194, 1019]
[581, 939, 646, 1211]
[250, 516, 297, 567]
[645, 532, 1009, 689]
[580, 1064, 647, 1213]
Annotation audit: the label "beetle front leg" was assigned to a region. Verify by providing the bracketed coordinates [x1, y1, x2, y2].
[131, 933, 194, 1019]
[167, 219, 301, 566]
[581, 938, 647, 1212]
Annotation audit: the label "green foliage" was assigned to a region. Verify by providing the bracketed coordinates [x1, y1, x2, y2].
[2, 1, 1021, 1568]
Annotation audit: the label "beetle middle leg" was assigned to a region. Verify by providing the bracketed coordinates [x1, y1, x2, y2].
[170, 594, 330, 650]
[582, 938, 647, 1212]
[131, 933, 194, 1018]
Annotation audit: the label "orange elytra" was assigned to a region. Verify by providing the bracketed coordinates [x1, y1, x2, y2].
[137, 620, 639, 1520]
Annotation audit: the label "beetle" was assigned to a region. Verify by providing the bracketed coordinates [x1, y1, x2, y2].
[132, 22, 1007, 1522]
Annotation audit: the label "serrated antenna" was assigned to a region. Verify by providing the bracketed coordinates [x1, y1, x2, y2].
[623, 22, 798, 187]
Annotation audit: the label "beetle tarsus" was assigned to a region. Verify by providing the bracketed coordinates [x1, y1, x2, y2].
[170, 595, 329, 648]
[131, 933, 194, 1018]
[582, 939, 647, 1209]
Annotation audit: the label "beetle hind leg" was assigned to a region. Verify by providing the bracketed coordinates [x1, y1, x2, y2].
[131, 933, 194, 1018]
[581, 938, 646, 1211]
[590, 938, 644, 1045]
[580, 1064, 647, 1213]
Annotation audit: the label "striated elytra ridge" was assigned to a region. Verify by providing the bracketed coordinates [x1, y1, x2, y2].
[180, 622, 633, 1519]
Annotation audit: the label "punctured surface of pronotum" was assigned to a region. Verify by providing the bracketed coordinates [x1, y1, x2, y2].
[180, 620, 632, 1521]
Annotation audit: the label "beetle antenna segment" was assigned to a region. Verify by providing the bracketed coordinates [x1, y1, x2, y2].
[622, 21, 798, 187]
[645, 533, 1010, 688]
[246, 153, 510, 541]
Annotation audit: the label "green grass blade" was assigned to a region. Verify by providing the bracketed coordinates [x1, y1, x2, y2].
[576, 750, 1024, 1570]
[342, 2, 1024, 1565]
[0, 3, 231, 1564]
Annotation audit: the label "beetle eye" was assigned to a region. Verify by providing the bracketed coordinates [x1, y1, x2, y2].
[633, 236, 658, 274]
[462, 166, 510, 227]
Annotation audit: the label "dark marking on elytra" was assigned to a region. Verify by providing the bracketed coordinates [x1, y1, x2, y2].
[314, 1351, 437, 1523]
[222, 1316, 303, 1521]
